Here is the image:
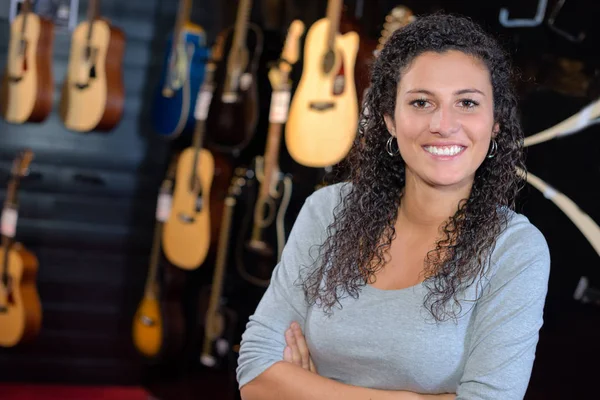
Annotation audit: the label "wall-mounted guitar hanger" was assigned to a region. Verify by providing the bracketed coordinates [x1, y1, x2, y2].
[499, 0, 547, 27]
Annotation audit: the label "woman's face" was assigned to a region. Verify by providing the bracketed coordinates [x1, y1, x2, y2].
[384, 50, 498, 191]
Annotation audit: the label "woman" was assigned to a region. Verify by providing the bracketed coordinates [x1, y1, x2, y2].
[237, 13, 550, 400]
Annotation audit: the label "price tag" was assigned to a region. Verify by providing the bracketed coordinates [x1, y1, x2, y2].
[1, 208, 18, 238]
[269, 90, 291, 123]
[156, 193, 172, 222]
[194, 89, 213, 121]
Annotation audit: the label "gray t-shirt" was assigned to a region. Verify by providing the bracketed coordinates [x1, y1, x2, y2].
[236, 183, 551, 399]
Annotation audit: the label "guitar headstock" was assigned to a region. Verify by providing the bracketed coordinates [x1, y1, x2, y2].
[375, 6, 416, 56]
[10, 149, 34, 180]
[268, 20, 305, 90]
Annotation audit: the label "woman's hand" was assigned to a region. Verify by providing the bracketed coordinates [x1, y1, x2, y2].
[283, 321, 318, 374]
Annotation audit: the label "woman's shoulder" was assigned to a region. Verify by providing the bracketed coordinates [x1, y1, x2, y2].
[303, 182, 351, 224]
[489, 207, 551, 280]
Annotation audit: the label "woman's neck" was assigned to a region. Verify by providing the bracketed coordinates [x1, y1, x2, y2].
[397, 174, 473, 233]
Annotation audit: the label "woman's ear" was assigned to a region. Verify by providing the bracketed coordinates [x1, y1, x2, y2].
[492, 122, 500, 139]
[384, 114, 396, 136]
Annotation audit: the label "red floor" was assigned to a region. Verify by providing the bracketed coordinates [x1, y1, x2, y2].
[0, 384, 151, 400]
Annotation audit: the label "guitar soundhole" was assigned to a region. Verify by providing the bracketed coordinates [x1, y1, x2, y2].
[178, 212, 196, 224]
[140, 315, 156, 327]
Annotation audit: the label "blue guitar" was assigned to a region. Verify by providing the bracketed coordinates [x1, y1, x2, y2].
[152, 0, 209, 139]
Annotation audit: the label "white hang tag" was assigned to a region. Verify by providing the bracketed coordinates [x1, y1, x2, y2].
[269, 90, 291, 123]
[1, 208, 18, 238]
[156, 193, 172, 222]
[194, 89, 213, 121]
[240, 73, 253, 90]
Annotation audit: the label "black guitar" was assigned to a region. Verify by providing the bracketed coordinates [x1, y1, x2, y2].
[205, 0, 263, 155]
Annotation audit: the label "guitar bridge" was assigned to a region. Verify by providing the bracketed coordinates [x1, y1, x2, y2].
[0, 306, 7, 313]
[7, 75, 23, 83]
[309, 102, 335, 111]
[75, 82, 90, 90]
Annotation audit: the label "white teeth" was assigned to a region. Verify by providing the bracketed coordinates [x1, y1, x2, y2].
[424, 145, 464, 156]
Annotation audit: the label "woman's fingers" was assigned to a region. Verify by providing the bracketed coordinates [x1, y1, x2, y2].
[285, 327, 302, 366]
[283, 346, 293, 363]
[291, 322, 311, 370]
[309, 356, 318, 374]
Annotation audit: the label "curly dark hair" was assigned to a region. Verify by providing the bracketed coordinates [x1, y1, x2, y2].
[302, 13, 526, 322]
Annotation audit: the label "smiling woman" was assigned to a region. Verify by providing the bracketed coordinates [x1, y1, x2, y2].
[237, 12, 550, 400]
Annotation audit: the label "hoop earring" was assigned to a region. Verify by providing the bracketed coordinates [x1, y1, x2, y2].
[487, 139, 498, 159]
[386, 136, 400, 157]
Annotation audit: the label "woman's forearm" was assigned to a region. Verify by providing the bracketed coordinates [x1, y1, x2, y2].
[240, 362, 423, 400]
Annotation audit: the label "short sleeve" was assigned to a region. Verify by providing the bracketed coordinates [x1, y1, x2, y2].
[236, 194, 328, 389]
[456, 220, 551, 400]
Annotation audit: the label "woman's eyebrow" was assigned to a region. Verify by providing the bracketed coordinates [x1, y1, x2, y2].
[404, 88, 486, 96]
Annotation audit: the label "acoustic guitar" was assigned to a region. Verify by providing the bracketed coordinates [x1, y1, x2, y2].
[151, 0, 210, 139]
[234, 20, 304, 287]
[205, 0, 263, 154]
[0, 149, 41, 348]
[59, 0, 125, 132]
[162, 36, 227, 270]
[285, 0, 359, 168]
[132, 159, 184, 358]
[0, 0, 54, 124]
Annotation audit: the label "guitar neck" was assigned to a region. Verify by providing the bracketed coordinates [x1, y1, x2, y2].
[230, 0, 253, 54]
[325, 0, 343, 49]
[143, 220, 163, 298]
[86, 0, 101, 41]
[258, 115, 284, 201]
[173, 0, 192, 46]
[0, 177, 20, 286]
[19, 0, 32, 35]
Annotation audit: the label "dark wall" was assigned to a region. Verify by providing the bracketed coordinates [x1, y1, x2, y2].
[0, 0, 598, 397]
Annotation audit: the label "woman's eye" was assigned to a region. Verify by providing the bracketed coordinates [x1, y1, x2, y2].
[459, 99, 479, 109]
[411, 99, 430, 108]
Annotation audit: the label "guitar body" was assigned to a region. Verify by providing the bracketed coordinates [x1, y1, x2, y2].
[0, 244, 41, 347]
[235, 157, 293, 284]
[162, 148, 214, 270]
[205, 24, 263, 153]
[0, 13, 54, 124]
[59, 19, 125, 132]
[152, 23, 209, 139]
[286, 18, 359, 167]
[132, 295, 162, 357]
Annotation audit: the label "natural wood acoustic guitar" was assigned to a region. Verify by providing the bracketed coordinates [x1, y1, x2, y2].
[59, 0, 125, 132]
[0, 0, 54, 124]
[285, 0, 359, 168]
[162, 36, 227, 270]
[0, 149, 41, 348]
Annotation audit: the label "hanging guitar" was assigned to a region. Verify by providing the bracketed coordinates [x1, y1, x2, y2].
[0, 149, 41, 348]
[0, 0, 54, 124]
[162, 36, 227, 270]
[151, 0, 210, 139]
[132, 158, 185, 359]
[59, 0, 125, 132]
[285, 0, 359, 168]
[204, 0, 263, 154]
[233, 20, 304, 287]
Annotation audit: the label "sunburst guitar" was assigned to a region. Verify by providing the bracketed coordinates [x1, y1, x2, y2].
[59, 0, 125, 132]
[0, 149, 41, 348]
[0, 0, 54, 124]
[285, 0, 359, 168]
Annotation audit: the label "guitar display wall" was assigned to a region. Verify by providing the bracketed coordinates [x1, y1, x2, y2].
[0, 0, 216, 384]
[0, 0, 598, 398]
